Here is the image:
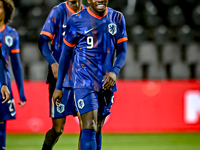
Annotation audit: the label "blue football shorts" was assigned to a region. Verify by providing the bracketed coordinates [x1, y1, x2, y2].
[50, 87, 76, 118]
[0, 79, 16, 122]
[74, 88, 114, 119]
[0, 95, 16, 122]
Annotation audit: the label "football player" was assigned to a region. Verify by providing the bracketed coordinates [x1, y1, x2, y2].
[0, 0, 26, 149]
[38, 0, 86, 150]
[53, 0, 128, 149]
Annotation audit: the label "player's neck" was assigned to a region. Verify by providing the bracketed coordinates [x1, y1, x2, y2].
[75, 6, 82, 13]
[68, 2, 82, 13]
[0, 21, 4, 31]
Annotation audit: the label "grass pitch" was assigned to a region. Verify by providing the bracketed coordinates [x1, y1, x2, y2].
[6, 133, 200, 150]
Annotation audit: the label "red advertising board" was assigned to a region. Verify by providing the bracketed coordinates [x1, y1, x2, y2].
[7, 80, 200, 133]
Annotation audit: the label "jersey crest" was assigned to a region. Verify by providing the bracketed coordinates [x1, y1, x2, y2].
[5, 36, 13, 47]
[57, 103, 65, 113]
[108, 23, 117, 35]
[78, 99, 84, 109]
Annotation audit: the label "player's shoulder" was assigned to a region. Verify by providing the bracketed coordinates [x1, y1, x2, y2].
[107, 7, 126, 26]
[69, 8, 88, 20]
[57, 2, 67, 11]
[108, 7, 124, 18]
[51, 2, 65, 13]
[4, 25, 18, 35]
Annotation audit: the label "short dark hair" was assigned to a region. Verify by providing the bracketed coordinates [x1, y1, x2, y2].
[1, 0, 15, 24]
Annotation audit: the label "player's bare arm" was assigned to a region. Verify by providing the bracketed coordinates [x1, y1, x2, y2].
[52, 89, 63, 107]
[1, 85, 10, 104]
[51, 62, 59, 79]
[102, 72, 116, 90]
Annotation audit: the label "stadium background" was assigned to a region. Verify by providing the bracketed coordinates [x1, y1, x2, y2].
[5, 0, 200, 147]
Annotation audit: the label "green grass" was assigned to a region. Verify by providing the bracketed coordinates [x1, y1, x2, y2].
[6, 133, 200, 150]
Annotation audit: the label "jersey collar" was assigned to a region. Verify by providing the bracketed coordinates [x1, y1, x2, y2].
[0, 24, 5, 32]
[65, 1, 84, 14]
[87, 7, 108, 19]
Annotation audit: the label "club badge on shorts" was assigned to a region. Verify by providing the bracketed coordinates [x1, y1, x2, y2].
[57, 104, 65, 113]
[108, 23, 117, 35]
[78, 99, 84, 109]
[5, 36, 13, 47]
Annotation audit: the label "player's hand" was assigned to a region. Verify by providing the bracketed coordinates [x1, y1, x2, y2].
[102, 72, 116, 90]
[18, 101, 26, 107]
[51, 62, 59, 79]
[1, 85, 11, 104]
[52, 89, 63, 107]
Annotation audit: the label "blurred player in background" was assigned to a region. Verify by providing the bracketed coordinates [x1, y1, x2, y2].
[53, 0, 128, 149]
[0, 0, 27, 149]
[38, 0, 86, 149]
[0, 52, 11, 150]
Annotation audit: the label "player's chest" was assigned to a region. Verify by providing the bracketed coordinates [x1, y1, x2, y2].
[78, 18, 118, 37]
[0, 32, 14, 52]
[54, 11, 68, 35]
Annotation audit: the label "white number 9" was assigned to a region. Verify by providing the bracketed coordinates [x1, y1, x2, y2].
[87, 36, 93, 49]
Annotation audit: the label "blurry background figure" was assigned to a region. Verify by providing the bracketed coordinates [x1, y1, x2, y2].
[38, 1, 86, 150]
[0, 0, 26, 150]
